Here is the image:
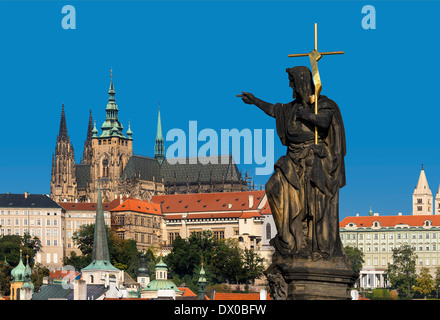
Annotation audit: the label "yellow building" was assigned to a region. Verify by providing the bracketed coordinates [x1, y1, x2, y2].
[110, 197, 164, 252]
[10, 250, 34, 300]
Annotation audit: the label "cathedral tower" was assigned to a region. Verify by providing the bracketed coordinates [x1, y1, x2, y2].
[413, 165, 433, 215]
[82, 109, 94, 164]
[50, 104, 77, 202]
[89, 71, 133, 202]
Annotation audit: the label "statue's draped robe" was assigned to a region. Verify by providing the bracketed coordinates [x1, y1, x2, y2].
[266, 95, 346, 257]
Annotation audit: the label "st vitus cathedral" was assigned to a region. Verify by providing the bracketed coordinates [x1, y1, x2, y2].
[50, 72, 249, 203]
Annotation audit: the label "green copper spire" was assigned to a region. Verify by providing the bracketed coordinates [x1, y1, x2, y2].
[100, 69, 125, 138]
[11, 249, 26, 282]
[22, 255, 34, 292]
[92, 120, 98, 137]
[82, 182, 119, 271]
[126, 121, 133, 140]
[154, 104, 165, 164]
[197, 262, 207, 300]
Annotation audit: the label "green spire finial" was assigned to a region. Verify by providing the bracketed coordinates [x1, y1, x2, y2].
[154, 104, 165, 164]
[82, 181, 119, 272]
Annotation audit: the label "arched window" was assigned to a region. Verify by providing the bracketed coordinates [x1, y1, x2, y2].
[90, 275, 94, 283]
[266, 224, 271, 240]
[102, 158, 109, 177]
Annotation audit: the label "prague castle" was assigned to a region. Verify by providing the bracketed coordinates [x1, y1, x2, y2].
[50, 72, 248, 203]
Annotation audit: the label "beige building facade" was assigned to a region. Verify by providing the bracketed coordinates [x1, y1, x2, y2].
[110, 198, 164, 252]
[340, 213, 440, 289]
[152, 190, 275, 267]
[0, 193, 64, 269]
[59, 199, 120, 257]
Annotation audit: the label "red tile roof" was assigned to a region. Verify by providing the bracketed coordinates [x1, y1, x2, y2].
[213, 292, 271, 300]
[59, 198, 122, 211]
[164, 211, 262, 221]
[111, 198, 163, 216]
[151, 191, 266, 214]
[49, 269, 80, 281]
[339, 214, 440, 228]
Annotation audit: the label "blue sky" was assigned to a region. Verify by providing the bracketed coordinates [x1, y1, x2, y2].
[0, 0, 438, 220]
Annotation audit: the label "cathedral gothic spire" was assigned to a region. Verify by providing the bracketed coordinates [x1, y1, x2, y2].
[50, 104, 76, 202]
[58, 104, 69, 142]
[82, 109, 94, 164]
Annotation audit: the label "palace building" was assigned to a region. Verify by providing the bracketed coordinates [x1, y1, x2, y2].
[50, 72, 248, 204]
[339, 165, 440, 289]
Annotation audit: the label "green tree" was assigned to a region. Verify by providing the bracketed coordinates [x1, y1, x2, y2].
[413, 267, 434, 298]
[165, 231, 218, 279]
[241, 248, 264, 285]
[209, 238, 243, 284]
[344, 245, 364, 273]
[0, 233, 42, 296]
[434, 266, 440, 298]
[64, 223, 141, 279]
[0, 260, 12, 296]
[386, 245, 417, 299]
[166, 235, 243, 293]
[30, 264, 50, 293]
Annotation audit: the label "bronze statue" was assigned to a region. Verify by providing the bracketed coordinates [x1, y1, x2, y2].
[238, 24, 357, 299]
[238, 65, 346, 261]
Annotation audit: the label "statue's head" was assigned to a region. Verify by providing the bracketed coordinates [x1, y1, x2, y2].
[286, 66, 314, 103]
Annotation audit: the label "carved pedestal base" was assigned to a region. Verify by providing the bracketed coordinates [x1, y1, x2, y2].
[265, 253, 358, 300]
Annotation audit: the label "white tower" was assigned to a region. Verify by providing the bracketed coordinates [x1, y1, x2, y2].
[413, 165, 433, 215]
[434, 184, 440, 215]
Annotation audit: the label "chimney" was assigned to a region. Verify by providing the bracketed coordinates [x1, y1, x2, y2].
[74, 279, 87, 300]
[259, 289, 267, 300]
[105, 273, 110, 288]
[24, 191, 28, 199]
[248, 195, 254, 209]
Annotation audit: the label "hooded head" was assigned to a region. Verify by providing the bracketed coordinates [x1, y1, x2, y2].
[286, 66, 314, 106]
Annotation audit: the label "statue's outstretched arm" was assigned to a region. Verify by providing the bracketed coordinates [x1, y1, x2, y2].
[237, 91, 276, 118]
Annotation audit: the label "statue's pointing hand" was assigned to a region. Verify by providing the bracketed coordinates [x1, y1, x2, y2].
[236, 91, 255, 105]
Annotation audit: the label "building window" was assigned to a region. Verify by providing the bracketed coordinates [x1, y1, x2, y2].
[266, 224, 271, 240]
[214, 230, 225, 240]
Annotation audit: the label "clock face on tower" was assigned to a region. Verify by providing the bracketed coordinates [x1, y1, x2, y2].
[103, 159, 109, 167]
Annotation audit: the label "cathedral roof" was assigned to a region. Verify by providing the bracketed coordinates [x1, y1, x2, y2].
[161, 155, 243, 185]
[121, 155, 163, 181]
[74, 164, 91, 189]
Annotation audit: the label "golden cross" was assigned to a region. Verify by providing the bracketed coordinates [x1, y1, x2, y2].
[288, 23, 344, 144]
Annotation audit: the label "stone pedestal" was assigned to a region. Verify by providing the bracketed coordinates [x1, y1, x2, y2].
[265, 253, 359, 300]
